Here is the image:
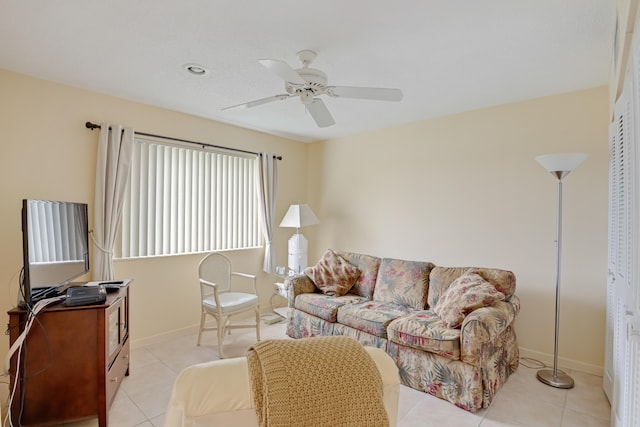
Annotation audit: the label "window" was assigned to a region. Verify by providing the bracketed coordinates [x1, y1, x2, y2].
[117, 137, 262, 258]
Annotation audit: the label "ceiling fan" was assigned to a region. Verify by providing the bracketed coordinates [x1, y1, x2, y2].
[222, 50, 404, 128]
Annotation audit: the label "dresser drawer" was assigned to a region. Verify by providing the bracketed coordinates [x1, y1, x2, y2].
[106, 338, 130, 407]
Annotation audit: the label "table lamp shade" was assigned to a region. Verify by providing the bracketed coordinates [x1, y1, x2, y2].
[279, 204, 319, 229]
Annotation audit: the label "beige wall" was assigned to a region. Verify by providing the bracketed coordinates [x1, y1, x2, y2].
[307, 87, 609, 374]
[0, 66, 609, 392]
[0, 69, 308, 366]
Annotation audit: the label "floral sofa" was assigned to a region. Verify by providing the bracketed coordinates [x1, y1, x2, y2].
[285, 249, 520, 412]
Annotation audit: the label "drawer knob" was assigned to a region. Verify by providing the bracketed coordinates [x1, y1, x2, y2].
[111, 377, 118, 383]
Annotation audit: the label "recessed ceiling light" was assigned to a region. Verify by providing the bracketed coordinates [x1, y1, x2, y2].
[183, 63, 209, 76]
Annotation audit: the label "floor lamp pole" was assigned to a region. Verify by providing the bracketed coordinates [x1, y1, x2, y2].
[536, 172, 574, 389]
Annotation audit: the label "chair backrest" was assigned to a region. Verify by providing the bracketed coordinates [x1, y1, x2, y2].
[199, 253, 232, 296]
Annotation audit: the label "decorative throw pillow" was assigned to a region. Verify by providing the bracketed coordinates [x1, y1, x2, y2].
[433, 270, 505, 328]
[304, 249, 361, 296]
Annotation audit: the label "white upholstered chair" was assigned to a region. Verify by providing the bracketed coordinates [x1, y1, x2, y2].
[197, 252, 260, 358]
[164, 346, 400, 427]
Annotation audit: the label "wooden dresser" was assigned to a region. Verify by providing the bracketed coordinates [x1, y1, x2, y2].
[7, 281, 130, 426]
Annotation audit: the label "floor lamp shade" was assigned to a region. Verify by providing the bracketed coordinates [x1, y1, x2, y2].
[279, 204, 319, 274]
[535, 153, 587, 178]
[534, 153, 586, 389]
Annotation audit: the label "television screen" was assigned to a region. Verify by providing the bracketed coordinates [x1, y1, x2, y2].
[21, 199, 90, 307]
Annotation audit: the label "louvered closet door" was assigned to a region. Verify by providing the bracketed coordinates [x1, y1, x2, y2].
[627, 252, 640, 426]
[608, 80, 629, 427]
[626, 330, 640, 427]
[606, 29, 640, 427]
[604, 120, 617, 402]
[625, 30, 640, 426]
[616, 61, 634, 312]
[607, 55, 637, 427]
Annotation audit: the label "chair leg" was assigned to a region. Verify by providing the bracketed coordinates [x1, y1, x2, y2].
[255, 307, 261, 342]
[217, 316, 226, 359]
[197, 311, 206, 346]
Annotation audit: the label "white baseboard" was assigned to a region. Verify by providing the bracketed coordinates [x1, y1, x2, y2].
[519, 346, 604, 376]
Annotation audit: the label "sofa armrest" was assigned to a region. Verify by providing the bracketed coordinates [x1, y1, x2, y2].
[285, 275, 317, 307]
[460, 295, 520, 366]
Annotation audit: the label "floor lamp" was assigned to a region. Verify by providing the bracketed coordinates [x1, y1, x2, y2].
[534, 153, 587, 389]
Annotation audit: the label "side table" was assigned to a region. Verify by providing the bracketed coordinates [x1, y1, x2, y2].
[271, 280, 289, 319]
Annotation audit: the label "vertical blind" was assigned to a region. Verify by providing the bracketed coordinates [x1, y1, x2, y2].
[118, 138, 262, 258]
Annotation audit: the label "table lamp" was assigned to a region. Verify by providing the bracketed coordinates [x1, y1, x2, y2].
[279, 204, 319, 274]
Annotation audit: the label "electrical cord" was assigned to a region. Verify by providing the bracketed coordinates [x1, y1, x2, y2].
[3, 295, 65, 427]
[16, 269, 26, 309]
[519, 356, 547, 369]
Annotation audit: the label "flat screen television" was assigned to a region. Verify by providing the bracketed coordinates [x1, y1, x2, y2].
[20, 199, 90, 308]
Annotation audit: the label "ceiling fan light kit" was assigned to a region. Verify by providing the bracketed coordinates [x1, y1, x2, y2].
[223, 50, 403, 128]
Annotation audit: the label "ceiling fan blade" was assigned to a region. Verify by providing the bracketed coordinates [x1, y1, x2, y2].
[258, 59, 306, 85]
[306, 98, 335, 128]
[221, 94, 292, 111]
[327, 86, 403, 102]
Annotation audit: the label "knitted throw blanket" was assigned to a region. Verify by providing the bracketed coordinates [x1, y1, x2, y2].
[247, 336, 389, 427]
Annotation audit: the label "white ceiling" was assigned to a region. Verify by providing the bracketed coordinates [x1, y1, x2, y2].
[0, 1, 615, 143]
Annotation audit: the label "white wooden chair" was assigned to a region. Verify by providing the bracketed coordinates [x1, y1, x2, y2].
[196, 252, 260, 358]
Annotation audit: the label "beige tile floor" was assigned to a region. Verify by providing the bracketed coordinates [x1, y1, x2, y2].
[65, 319, 610, 427]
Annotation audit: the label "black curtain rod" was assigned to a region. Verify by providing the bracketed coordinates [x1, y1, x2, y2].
[85, 122, 282, 160]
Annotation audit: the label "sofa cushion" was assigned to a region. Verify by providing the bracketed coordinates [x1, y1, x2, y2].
[304, 249, 361, 297]
[387, 310, 461, 360]
[337, 301, 414, 338]
[294, 293, 368, 323]
[337, 251, 381, 299]
[372, 258, 434, 310]
[433, 271, 505, 328]
[427, 266, 516, 309]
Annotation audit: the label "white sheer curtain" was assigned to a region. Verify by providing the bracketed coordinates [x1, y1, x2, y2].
[256, 153, 278, 273]
[93, 123, 134, 280]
